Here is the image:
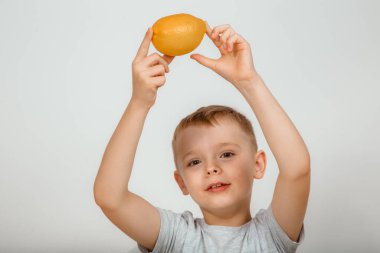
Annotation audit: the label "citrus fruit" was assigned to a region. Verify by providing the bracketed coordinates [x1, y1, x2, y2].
[151, 13, 206, 56]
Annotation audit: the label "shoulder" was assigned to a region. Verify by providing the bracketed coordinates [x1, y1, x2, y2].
[137, 207, 198, 253]
[252, 204, 306, 252]
[156, 207, 197, 228]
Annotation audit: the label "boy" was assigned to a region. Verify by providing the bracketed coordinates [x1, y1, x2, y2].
[93, 22, 310, 253]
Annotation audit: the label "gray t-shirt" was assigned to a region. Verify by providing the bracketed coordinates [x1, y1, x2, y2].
[138, 203, 305, 253]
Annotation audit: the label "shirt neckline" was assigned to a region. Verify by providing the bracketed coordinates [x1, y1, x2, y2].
[198, 217, 253, 232]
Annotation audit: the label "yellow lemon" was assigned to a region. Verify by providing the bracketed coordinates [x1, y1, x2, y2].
[152, 13, 206, 56]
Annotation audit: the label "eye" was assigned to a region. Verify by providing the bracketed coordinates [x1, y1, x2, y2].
[221, 152, 235, 158]
[188, 160, 200, 167]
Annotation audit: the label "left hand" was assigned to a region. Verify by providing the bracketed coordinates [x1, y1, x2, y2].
[190, 23, 259, 89]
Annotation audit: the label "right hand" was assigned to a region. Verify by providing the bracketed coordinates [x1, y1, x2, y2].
[131, 27, 175, 109]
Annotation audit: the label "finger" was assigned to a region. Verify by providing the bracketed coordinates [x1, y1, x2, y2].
[227, 32, 247, 50]
[220, 29, 234, 44]
[211, 24, 230, 39]
[162, 54, 175, 65]
[135, 27, 153, 61]
[144, 53, 169, 73]
[206, 24, 223, 48]
[190, 54, 217, 71]
[151, 75, 166, 88]
[207, 24, 232, 52]
[206, 22, 212, 37]
[147, 64, 166, 77]
[220, 29, 234, 50]
[226, 33, 238, 51]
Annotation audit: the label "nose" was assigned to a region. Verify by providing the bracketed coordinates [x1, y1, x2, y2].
[206, 167, 221, 175]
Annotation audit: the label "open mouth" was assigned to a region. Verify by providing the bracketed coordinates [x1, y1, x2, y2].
[207, 183, 231, 192]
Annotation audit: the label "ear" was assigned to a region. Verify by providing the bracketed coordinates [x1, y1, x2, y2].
[173, 170, 189, 195]
[254, 150, 267, 179]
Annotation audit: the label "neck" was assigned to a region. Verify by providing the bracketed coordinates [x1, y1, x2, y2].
[200, 198, 252, 227]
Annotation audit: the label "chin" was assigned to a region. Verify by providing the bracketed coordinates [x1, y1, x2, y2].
[204, 197, 239, 212]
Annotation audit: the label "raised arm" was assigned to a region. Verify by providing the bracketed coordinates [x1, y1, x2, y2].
[94, 98, 149, 207]
[93, 27, 174, 250]
[238, 74, 310, 242]
[93, 99, 161, 250]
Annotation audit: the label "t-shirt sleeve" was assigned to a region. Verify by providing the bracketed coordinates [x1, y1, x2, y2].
[257, 203, 305, 253]
[137, 206, 191, 253]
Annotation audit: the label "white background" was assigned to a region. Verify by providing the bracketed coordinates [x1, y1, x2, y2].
[1, 0, 379, 252]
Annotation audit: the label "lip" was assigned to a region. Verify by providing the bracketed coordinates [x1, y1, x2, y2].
[206, 181, 228, 191]
[207, 184, 230, 192]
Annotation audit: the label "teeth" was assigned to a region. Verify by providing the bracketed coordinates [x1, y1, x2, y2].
[211, 183, 222, 189]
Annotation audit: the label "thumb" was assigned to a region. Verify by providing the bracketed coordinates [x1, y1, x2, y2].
[190, 54, 216, 70]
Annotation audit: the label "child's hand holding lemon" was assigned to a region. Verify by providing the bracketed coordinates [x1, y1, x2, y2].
[131, 27, 174, 109]
[190, 23, 259, 89]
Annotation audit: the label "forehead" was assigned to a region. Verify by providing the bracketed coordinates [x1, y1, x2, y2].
[176, 118, 248, 151]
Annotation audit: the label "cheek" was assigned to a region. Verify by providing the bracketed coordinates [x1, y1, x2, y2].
[182, 171, 203, 190]
[228, 163, 254, 184]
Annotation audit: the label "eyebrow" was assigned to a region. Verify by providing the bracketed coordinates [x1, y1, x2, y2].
[181, 142, 241, 160]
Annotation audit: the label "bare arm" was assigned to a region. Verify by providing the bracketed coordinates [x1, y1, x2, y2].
[93, 100, 162, 250]
[93, 100, 150, 207]
[93, 27, 174, 250]
[238, 75, 310, 242]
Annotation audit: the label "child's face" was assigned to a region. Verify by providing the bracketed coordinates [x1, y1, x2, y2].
[173, 117, 266, 214]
